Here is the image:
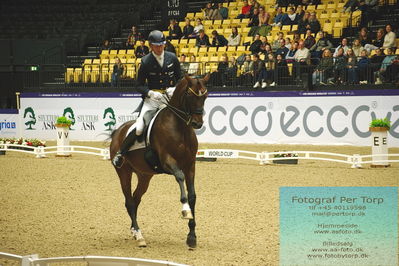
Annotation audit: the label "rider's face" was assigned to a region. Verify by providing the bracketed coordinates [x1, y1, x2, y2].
[150, 44, 165, 56]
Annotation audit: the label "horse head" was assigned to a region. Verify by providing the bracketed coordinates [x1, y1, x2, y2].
[171, 73, 210, 129]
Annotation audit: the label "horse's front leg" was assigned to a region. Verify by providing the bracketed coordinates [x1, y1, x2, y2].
[185, 173, 197, 249]
[171, 167, 193, 220]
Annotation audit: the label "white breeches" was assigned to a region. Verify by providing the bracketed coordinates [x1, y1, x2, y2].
[135, 87, 175, 135]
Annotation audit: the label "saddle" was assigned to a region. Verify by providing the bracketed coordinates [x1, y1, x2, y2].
[126, 107, 167, 174]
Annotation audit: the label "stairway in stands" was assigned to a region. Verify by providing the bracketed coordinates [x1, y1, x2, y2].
[65, 0, 208, 68]
[368, 4, 399, 33]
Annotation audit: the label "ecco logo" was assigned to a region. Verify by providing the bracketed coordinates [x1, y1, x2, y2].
[197, 104, 399, 138]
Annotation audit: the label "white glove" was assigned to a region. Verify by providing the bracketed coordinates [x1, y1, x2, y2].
[166, 87, 175, 98]
[148, 90, 163, 101]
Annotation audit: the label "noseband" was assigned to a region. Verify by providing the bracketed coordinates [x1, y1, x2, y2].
[165, 80, 207, 126]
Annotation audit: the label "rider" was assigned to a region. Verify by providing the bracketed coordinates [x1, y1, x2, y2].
[112, 30, 182, 168]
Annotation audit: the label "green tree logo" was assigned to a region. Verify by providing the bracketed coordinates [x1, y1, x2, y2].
[63, 107, 76, 129]
[103, 107, 116, 131]
[23, 107, 36, 130]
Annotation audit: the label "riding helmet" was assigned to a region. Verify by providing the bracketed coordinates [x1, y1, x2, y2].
[148, 30, 166, 46]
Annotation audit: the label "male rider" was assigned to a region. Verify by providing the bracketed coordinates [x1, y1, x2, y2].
[112, 30, 182, 168]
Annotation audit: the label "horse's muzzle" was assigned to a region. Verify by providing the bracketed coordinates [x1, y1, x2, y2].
[191, 121, 203, 129]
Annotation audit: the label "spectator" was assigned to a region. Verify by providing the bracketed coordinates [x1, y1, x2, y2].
[296, 5, 305, 20]
[211, 30, 228, 47]
[196, 29, 211, 47]
[285, 41, 298, 63]
[343, 0, 359, 12]
[293, 40, 310, 81]
[305, 12, 321, 34]
[135, 40, 149, 58]
[333, 38, 349, 57]
[358, 27, 372, 46]
[228, 27, 242, 46]
[357, 50, 371, 84]
[303, 29, 315, 49]
[111, 57, 125, 87]
[276, 39, 289, 58]
[240, 54, 253, 85]
[165, 40, 176, 54]
[248, 7, 260, 36]
[237, 0, 252, 19]
[272, 7, 285, 27]
[188, 55, 200, 75]
[251, 53, 267, 88]
[297, 11, 310, 34]
[249, 0, 260, 15]
[180, 54, 190, 75]
[227, 56, 238, 86]
[293, 32, 301, 43]
[359, 0, 378, 28]
[309, 31, 333, 59]
[258, 5, 272, 36]
[182, 18, 194, 39]
[212, 54, 229, 87]
[382, 24, 396, 49]
[312, 49, 334, 85]
[370, 48, 385, 75]
[282, 7, 299, 25]
[249, 34, 263, 54]
[275, 54, 289, 85]
[261, 43, 273, 55]
[204, 2, 222, 20]
[265, 53, 276, 86]
[351, 39, 364, 57]
[272, 32, 285, 51]
[331, 47, 347, 84]
[364, 28, 385, 52]
[126, 26, 143, 48]
[168, 19, 182, 40]
[346, 48, 358, 84]
[375, 48, 396, 84]
[285, 37, 292, 49]
[101, 39, 113, 51]
[217, 2, 229, 19]
[190, 18, 205, 38]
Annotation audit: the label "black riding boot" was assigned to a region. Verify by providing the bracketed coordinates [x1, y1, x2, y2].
[112, 129, 140, 168]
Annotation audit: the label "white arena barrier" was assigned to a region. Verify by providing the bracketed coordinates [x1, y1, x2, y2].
[0, 144, 110, 160]
[0, 252, 188, 266]
[1, 145, 398, 168]
[196, 149, 399, 169]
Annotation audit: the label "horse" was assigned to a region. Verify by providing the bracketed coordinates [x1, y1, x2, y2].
[110, 73, 210, 249]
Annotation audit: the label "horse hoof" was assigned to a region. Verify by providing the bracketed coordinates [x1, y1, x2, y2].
[138, 239, 147, 247]
[182, 210, 193, 219]
[186, 237, 197, 250]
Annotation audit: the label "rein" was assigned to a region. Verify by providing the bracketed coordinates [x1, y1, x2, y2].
[163, 79, 207, 126]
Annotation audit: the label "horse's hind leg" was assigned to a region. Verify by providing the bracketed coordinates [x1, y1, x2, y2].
[117, 166, 152, 247]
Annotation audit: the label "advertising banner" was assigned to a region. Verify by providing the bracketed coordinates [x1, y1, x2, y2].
[0, 109, 19, 138]
[19, 90, 399, 146]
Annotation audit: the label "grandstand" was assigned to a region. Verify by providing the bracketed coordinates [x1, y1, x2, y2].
[0, 0, 398, 108]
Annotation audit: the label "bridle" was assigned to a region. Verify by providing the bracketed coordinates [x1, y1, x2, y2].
[164, 79, 208, 126]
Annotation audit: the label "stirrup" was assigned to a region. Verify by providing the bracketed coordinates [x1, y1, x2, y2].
[112, 152, 125, 168]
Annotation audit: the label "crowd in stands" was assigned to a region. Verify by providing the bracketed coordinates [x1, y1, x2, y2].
[102, 0, 399, 88]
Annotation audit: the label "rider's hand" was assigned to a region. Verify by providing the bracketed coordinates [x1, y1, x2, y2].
[148, 90, 163, 101]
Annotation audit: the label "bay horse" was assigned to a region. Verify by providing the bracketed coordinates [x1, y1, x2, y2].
[110, 74, 209, 249]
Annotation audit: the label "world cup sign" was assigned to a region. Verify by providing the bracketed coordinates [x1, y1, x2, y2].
[162, 0, 186, 22]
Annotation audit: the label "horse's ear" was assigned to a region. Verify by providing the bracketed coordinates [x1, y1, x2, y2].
[184, 74, 193, 86]
[203, 73, 210, 83]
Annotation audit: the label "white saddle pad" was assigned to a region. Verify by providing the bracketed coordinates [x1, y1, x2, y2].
[127, 108, 164, 152]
